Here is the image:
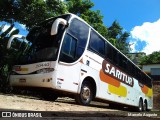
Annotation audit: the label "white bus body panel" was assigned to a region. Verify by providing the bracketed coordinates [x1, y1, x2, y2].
[10, 61, 57, 88]
[82, 50, 153, 108]
[55, 62, 81, 93]
[10, 60, 82, 94]
[10, 72, 56, 88]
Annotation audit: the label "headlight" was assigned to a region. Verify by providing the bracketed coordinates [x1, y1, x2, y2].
[36, 68, 54, 74]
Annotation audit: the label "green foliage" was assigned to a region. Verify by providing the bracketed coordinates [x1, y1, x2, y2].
[0, 0, 67, 29]
[107, 21, 130, 53]
[46, 0, 68, 15]
[81, 10, 108, 37]
[140, 51, 160, 65]
[0, 24, 25, 91]
[66, 0, 94, 15]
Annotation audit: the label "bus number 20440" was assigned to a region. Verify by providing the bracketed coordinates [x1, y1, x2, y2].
[35, 62, 50, 68]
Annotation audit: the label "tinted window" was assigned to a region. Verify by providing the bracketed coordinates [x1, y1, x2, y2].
[62, 34, 77, 58]
[120, 56, 127, 69]
[68, 18, 89, 48]
[112, 48, 118, 64]
[89, 31, 105, 56]
[60, 18, 89, 63]
[105, 42, 113, 60]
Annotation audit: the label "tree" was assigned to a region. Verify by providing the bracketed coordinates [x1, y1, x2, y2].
[66, 0, 94, 15]
[46, 0, 68, 15]
[107, 21, 130, 54]
[81, 10, 108, 37]
[0, 24, 22, 90]
[0, 0, 67, 29]
[140, 51, 160, 65]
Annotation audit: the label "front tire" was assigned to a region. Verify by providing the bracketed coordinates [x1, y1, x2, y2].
[75, 81, 93, 106]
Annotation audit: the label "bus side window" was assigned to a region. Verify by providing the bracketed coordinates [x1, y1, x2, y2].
[105, 42, 113, 61]
[60, 18, 89, 63]
[134, 66, 137, 78]
[89, 31, 105, 56]
[68, 18, 89, 59]
[119, 56, 126, 70]
[137, 70, 143, 84]
[60, 33, 77, 62]
[128, 63, 134, 76]
[112, 48, 118, 65]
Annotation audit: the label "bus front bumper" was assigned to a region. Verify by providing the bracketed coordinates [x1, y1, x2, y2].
[9, 72, 57, 88]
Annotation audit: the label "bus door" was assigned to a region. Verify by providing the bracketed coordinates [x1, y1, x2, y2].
[56, 61, 81, 93]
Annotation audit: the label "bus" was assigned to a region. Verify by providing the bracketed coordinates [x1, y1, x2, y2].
[8, 13, 153, 112]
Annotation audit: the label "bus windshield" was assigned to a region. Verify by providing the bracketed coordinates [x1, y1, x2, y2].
[18, 15, 70, 64]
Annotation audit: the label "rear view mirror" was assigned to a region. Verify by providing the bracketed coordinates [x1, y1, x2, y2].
[51, 18, 67, 36]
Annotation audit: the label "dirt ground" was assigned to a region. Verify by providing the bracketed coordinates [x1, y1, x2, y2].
[0, 94, 159, 119]
[0, 94, 114, 111]
[0, 84, 160, 119]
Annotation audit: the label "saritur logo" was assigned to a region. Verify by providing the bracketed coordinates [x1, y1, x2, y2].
[102, 60, 134, 87]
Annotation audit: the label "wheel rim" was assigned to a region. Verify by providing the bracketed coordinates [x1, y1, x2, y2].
[143, 102, 147, 111]
[82, 86, 91, 101]
[139, 100, 142, 111]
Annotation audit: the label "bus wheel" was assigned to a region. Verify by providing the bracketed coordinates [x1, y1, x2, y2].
[143, 101, 147, 111]
[137, 99, 143, 112]
[75, 81, 93, 106]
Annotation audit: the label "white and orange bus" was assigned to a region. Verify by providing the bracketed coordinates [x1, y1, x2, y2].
[8, 13, 153, 111]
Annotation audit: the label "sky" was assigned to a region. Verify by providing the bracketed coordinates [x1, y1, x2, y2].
[1, 0, 160, 55]
[91, 0, 160, 54]
[0, 21, 28, 36]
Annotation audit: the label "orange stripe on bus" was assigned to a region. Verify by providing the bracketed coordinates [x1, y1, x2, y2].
[79, 59, 83, 64]
[141, 85, 149, 94]
[100, 69, 120, 87]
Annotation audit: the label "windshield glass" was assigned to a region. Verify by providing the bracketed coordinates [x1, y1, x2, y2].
[17, 15, 70, 64]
